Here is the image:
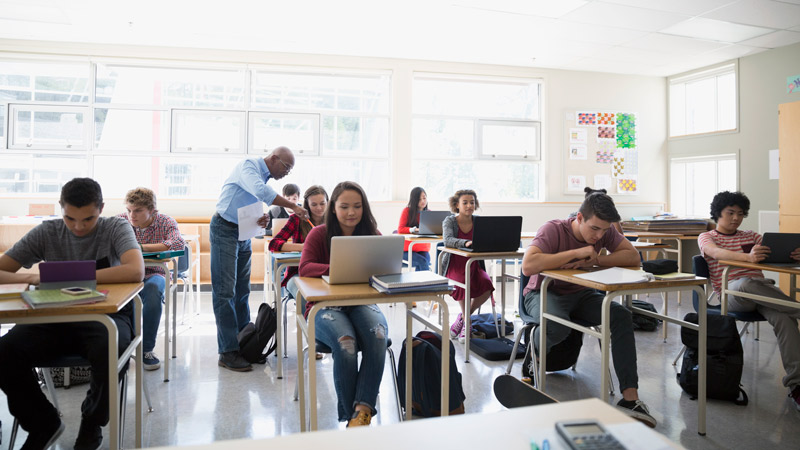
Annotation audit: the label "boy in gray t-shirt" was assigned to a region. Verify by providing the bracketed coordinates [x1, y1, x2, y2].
[0, 178, 143, 450]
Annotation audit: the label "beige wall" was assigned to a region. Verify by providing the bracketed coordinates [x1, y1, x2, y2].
[0, 39, 668, 226]
[668, 42, 800, 222]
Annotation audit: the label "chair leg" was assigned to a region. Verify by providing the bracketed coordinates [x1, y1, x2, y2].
[293, 346, 310, 401]
[281, 296, 292, 359]
[386, 347, 403, 421]
[529, 326, 539, 388]
[755, 322, 760, 340]
[40, 368, 61, 415]
[506, 324, 531, 375]
[672, 345, 687, 366]
[63, 367, 71, 389]
[119, 371, 128, 450]
[10, 417, 19, 449]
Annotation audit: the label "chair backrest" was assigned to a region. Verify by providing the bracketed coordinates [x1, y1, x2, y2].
[177, 245, 191, 274]
[692, 254, 710, 312]
[518, 273, 536, 324]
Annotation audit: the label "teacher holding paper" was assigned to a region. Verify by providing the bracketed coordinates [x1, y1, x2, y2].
[211, 146, 309, 372]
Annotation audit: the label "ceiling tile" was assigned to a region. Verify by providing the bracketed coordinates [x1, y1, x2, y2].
[739, 30, 800, 47]
[661, 17, 774, 42]
[698, 43, 770, 59]
[563, 56, 663, 75]
[561, 2, 690, 32]
[592, 45, 690, 65]
[598, 0, 738, 16]
[451, 0, 588, 18]
[547, 21, 649, 46]
[702, 0, 800, 30]
[623, 32, 730, 54]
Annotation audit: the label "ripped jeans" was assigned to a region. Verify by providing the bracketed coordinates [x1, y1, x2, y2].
[313, 304, 388, 421]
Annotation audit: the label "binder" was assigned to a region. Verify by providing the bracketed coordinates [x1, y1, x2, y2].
[370, 271, 450, 290]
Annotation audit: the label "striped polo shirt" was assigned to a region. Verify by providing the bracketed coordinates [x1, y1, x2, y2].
[698, 229, 764, 293]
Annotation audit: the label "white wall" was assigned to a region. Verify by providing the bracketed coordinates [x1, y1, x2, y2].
[0, 39, 668, 228]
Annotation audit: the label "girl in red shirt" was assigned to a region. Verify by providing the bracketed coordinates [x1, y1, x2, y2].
[397, 186, 431, 271]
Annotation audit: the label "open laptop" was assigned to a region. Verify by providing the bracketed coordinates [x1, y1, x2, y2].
[38, 260, 97, 290]
[761, 232, 800, 265]
[459, 216, 523, 253]
[322, 235, 404, 284]
[416, 210, 450, 236]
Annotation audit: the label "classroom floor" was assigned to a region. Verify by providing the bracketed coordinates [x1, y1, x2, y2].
[1, 284, 799, 450]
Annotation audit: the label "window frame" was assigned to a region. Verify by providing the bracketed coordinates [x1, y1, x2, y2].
[669, 153, 739, 217]
[170, 109, 247, 154]
[7, 103, 91, 151]
[669, 61, 738, 139]
[247, 111, 321, 156]
[477, 119, 541, 161]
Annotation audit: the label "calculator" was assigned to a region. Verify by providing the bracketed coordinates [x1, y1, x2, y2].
[555, 420, 627, 450]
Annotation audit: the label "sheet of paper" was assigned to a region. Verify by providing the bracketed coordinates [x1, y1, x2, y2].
[237, 202, 264, 241]
[574, 267, 650, 284]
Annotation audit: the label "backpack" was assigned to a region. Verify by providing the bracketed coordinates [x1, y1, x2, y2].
[397, 331, 466, 417]
[628, 300, 661, 332]
[678, 313, 748, 405]
[470, 313, 514, 339]
[237, 302, 278, 364]
[522, 327, 584, 377]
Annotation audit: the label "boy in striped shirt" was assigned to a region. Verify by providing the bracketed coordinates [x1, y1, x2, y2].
[698, 191, 800, 411]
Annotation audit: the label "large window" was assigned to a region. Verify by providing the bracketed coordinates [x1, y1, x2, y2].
[411, 74, 542, 201]
[670, 154, 737, 217]
[669, 63, 737, 137]
[0, 59, 391, 199]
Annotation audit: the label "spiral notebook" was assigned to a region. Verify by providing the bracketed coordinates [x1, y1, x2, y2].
[370, 271, 449, 290]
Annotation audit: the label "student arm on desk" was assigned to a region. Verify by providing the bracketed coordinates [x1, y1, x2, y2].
[597, 238, 640, 268]
[522, 244, 592, 276]
[0, 254, 38, 285]
[442, 215, 468, 249]
[698, 234, 760, 264]
[97, 248, 144, 283]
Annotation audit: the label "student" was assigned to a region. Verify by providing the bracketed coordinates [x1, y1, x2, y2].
[520, 192, 657, 427]
[442, 189, 495, 343]
[267, 183, 301, 230]
[569, 187, 624, 234]
[698, 191, 800, 410]
[268, 184, 328, 299]
[117, 187, 185, 371]
[397, 186, 431, 272]
[297, 181, 388, 428]
[0, 177, 144, 450]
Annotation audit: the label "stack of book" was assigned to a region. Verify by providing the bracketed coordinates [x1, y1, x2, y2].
[0, 283, 29, 299]
[21, 289, 106, 309]
[621, 219, 709, 235]
[369, 271, 453, 294]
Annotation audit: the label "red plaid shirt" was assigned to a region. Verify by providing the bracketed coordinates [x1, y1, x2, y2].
[117, 212, 185, 279]
[268, 214, 310, 286]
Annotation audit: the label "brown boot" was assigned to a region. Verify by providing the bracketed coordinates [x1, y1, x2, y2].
[346, 410, 372, 428]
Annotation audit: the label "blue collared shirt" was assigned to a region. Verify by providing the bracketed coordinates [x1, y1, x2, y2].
[216, 158, 278, 224]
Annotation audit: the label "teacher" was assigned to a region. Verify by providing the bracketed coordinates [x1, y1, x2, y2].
[211, 146, 309, 372]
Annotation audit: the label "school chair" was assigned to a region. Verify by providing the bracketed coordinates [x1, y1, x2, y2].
[175, 245, 195, 325]
[672, 255, 766, 365]
[293, 338, 403, 423]
[505, 274, 614, 396]
[9, 355, 153, 450]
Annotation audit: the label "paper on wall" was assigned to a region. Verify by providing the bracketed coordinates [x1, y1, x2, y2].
[569, 128, 587, 144]
[567, 175, 586, 192]
[237, 202, 264, 241]
[594, 174, 611, 190]
[569, 144, 587, 160]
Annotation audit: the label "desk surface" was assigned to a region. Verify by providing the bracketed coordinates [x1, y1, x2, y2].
[294, 277, 452, 302]
[0, 283, 143, 317]
[541, 268, 707, 291]
[719, 259, 800, 274]
[439, 247, 525, 258]
[144, 398, 679, 450]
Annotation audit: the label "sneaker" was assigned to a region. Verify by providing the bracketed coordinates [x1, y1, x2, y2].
[143, 351, 161, 371]
[346, 410, 372, 428]
[218, 351, 253, 372]
[458, 324, 467, 343]
[450, 313, 464, 338]
[616, 399, 657, 428]
[22, 417, 64, 450]
[74, 420, 102, 450]
[790, 385, 800, 412]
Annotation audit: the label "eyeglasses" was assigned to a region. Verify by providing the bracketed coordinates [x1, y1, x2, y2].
[278, 158, 293, 174]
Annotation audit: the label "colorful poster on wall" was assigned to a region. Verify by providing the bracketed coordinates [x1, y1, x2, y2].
[623, 149, 638, 176]
[568, 175, 586, 192]
[597, 112, 616, 125]
[616, 113, 636, 148]
[789, 75, 800, 93]
[596, 150, 614, 164]
[569, 144, 587, 160]
[617, 176, 638, 194]
[612, 151, 625, 178]
[576, 112, 597, 126]
[597, 126, 616, 141]
[569, 128, 587, 144]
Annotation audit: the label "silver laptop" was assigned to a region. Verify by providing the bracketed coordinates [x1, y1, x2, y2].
[417, 210, 450, 236]
[322, 235, 404, 284]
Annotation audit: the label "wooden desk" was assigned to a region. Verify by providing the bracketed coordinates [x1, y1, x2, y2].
[538, 268, 709, 435]
[400, 235, 442, 271]
[625, 232, 700, 305]
[0, 283, 144, 450]
[719, 260, 800, 313]
[144, 251, 184, 382]
[437, 247, 525, 362]
[294, 277, 452, 431]
[142, 398, 680, 450]
[270, 251, 301, 379]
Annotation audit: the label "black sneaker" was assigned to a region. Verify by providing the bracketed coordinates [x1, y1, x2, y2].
[21, 417, 64, 450]
[616, 399, 657, 428]
[218, 351, 253, 372]
[143, 351, 161, 371]
[74, 420, 102, 450]
[789, 385, 800, 412]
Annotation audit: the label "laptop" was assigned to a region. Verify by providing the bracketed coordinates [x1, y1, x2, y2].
[38, 260, 97, 290]
[760, 232, 800, 265]
[322, 235, 404, 284]
[459, 216, 523, 253]
[416, 210, 450, 236]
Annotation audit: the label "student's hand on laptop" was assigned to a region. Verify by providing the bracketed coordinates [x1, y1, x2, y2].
[465, 241, 472, 248]
[747, 244, 770, 263]
[24, 273, 40, 286]
[256, 214, 270, 228]
[292, 205, 310, 221]
[792, 248, 800, 261]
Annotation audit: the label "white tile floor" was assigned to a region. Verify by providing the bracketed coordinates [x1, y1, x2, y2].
[1, 286, 799, 449]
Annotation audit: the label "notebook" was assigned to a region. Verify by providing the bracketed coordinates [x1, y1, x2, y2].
[142, 249, 185, 260]
[370, 271, 449, 289]
[38, 260, 97, 290]
[417, 211, 450, 236]
[573, 267, 652, 284]
[0, 283, 29, 299]
[21, 289, 106, 309]
[322, 235, 404, 284]
[760, 232, 800, 265]
[458, 216, 523, 252]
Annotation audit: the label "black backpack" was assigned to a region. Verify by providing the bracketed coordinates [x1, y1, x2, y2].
[522, 327, 584, 377]
[678, 313, 748, 405]
[397, 331, 466, 417]
[628, 300, 661, 332]
[237, 302, 278, 364]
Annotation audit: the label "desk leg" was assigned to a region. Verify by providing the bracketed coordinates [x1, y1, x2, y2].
[275, 260, 283, 379]
[103, 316, 122, 449]
[172, 259, 178, 360]
[538, 278, 551, 392]
[499, 260, 506, 338]
[296, 295, 307, 432]
[439, 296, 450, 417]
[405, 301, 413, 420]
[601, 293, 613, 403]
[675, 239, 683, 305]
[661, 292, 668, 342]
[134, 295, 143, 448]
[161, 261, 171, 383]
[463, 258, 474, 363]
[695, 285, 707, 436]
[308, 304, 319, 431]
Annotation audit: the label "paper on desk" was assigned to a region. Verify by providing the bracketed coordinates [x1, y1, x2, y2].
[631, 241, 656, 247]
[574, 267, 651, 284]
[237, 202, 264, 241]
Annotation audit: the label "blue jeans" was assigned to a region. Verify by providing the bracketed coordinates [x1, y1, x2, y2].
[210, 214, 252, 354]
[313, 304, 388, 421]
[407, 251, 431, 272]
[140, 275, 166, 353]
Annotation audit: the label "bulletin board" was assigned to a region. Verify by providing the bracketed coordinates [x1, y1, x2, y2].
[563, 110, 639, 196]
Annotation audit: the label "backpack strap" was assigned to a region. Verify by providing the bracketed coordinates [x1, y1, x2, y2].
[734, 386, 749, 406]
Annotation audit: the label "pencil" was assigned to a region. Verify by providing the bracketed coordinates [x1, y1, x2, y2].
[306, 219, 315, 228]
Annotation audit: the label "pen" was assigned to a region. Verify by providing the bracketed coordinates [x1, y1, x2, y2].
[542, 439, 550, 450]
[529, 441, 540, 450]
